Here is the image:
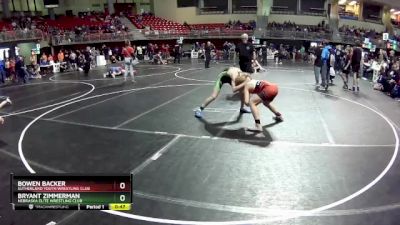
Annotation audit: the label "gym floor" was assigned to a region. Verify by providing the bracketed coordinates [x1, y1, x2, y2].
[0, 60, 400, 225]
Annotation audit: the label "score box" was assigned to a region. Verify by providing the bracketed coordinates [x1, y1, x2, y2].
[10, 174, 132, 210]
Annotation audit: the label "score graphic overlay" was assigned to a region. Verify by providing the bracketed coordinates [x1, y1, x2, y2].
[10, 174, 132, 210]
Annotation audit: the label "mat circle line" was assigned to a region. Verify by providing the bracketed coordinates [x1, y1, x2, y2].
[17, 74, 399, 224]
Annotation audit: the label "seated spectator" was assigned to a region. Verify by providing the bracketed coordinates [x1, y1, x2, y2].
[153, 52, 167, 65]
[27, 65, 41, 79]
[30, 51, 37, 67]
[48, 55, 54, 64]
[40, 53, 48, 65]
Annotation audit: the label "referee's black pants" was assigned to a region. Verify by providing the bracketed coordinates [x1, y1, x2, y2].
[239, 61, 253, 73]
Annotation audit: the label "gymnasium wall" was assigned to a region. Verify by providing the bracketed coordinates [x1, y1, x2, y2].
[153, 0, 256, 24]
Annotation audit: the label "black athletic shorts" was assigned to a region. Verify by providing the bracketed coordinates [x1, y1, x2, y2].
[352, 63, 360, 74]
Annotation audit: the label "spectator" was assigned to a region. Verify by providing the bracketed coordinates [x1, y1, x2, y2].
[30, 51, 37, 67]
[173, 42, 182, 64]
[122, 41, 135, 82]
[137, 45, 143, 60]
[351, 40, 363, 92]
[313, 43, 323, 87]
[70, 51, 77, 70]
[321, 41, 332, 91]
[58, 50, 64, 63]
[205, 41, 212, 69]
[15, 56, 27, 83]
[40, 53, 48, 65]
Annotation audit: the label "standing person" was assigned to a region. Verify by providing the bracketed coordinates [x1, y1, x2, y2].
[173, 42, 181, 64]
[0, 60, 6, 84]
[320, 41, 332, 91]
[137, 45, 143, 60]
[102, 45, 109, 63]
[329, 48, 336, 84]
[0, 97, 12, 124]
[9, 57, 16, 82]
[15, 56, 28, 83]
[122, 41, 135, 82]
[261, 42, 267, 66]
[351, 40, 362, 92]
[205, 41, 212, 69]
[235, 33, 255, 73]
[83, 47, 91, 75]
[340, 47, 352, 90]
[223, 41, 229, 60]
[69, 51, 77, 71]
[313, 43, 323, 87]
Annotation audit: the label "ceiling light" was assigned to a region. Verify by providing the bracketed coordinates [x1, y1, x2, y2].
[339, 0, 346, 5]
[390, 9, 395, 12]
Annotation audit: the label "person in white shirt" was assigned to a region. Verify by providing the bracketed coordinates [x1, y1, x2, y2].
[137, 46, 143, 60]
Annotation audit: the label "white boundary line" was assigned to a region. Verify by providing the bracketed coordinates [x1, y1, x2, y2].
[2, 91, 83, 116]
[113, 87, 202, 128]
[12, 114, 395, 148]
[49, 65, 181, 82]
[17, 81, 400, 224]
[104, 86, 400, 224]
[50, 67, 184, 120]
[2, 81, 95, 118]
[2, 145, 399, 218]
[173, 67, 313, 85]
[131, 135, 182, 176]
[312, 92, 335, 144]
[131, 190, 400, 217]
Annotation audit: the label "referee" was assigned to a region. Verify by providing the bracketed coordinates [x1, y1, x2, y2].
[235, 33, 255, 73]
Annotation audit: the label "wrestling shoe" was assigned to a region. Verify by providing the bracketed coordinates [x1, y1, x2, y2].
[247, 126, 262, 132]
[273, 115, 283, 122]
[240, 107, 251, 114]
[194, 109, 203, 118]
[6, 97, 12, 105]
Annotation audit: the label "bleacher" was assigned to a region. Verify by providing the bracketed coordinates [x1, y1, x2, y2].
[43, 16, 109, 30]
[129, 15, 190, 34]
[0, 21, 12, 31]
[189, 23, 226, 30]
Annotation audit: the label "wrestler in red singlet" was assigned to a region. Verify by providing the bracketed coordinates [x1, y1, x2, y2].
[248, 80, 279, 102]
[240, 78, 282, 132]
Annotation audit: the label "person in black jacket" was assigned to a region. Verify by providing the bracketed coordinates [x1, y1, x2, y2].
[205, 41, 212, 68]
[15, 56, 27, 83]
[173, 42, 181, 64]
[83, 47, 91, 75]
[351, 41, 363, 92]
